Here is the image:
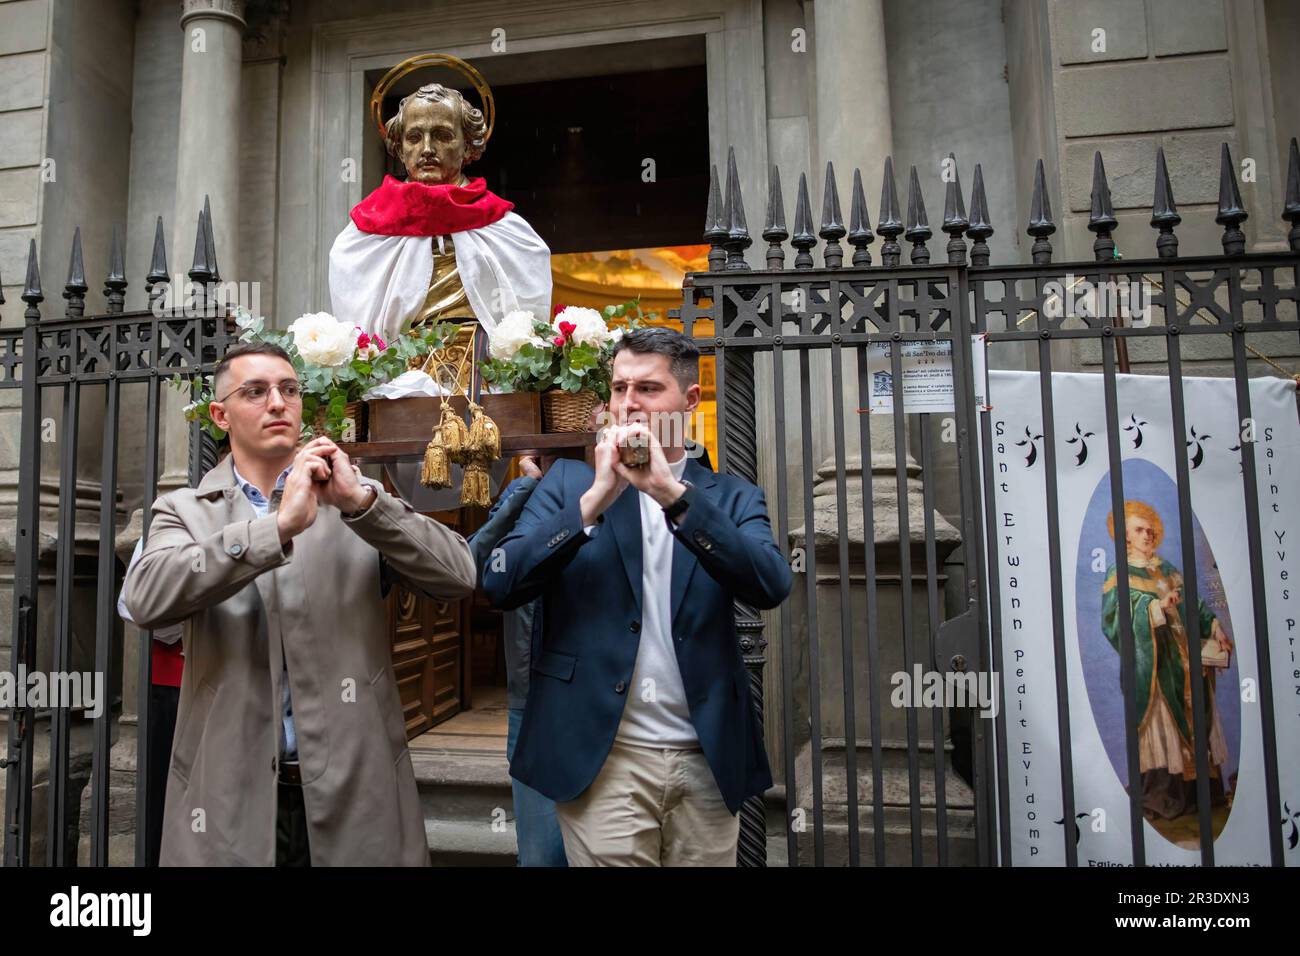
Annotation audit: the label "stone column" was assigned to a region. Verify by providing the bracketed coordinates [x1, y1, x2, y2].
[813, 0, 893, 208]
[164, 0, 245, 493]
[784, 0, 974, 865]
[174, 0, 244, 270]
[811, 0, 894, 464]
[809, 0, 921, 589]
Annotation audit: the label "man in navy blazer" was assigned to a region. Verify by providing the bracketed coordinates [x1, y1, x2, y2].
[483, 328, 791, 865]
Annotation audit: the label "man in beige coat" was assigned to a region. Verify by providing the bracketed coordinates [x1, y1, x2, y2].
[124, 341, 477, 866]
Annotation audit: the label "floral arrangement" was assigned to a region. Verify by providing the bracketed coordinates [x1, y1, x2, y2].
[478, 299, 648, 402]
[174, 307, 456, 441]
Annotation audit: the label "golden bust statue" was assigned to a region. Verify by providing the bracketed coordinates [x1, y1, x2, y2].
[328, 56, 552, 378]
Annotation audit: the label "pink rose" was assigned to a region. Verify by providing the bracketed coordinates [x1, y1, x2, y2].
[355, 327, 384, 360]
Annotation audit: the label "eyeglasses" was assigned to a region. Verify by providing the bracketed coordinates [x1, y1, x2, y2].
[215, 379, 303, 405]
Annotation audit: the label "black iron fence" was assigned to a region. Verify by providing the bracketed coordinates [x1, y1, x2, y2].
[0, 206, 233, 866]
[1, 136, 1297, 866]
[677, 139, 1299, 866]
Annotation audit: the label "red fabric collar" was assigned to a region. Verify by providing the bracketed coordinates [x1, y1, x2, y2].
[349, 175, 515, 236]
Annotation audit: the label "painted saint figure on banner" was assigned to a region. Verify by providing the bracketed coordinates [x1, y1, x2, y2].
[1101, 499, 1235, 841]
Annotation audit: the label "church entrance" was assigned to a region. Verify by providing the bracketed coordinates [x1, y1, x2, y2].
[371, 40, 714, 739]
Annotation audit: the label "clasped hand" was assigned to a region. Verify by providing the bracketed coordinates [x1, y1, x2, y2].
[579, 422, 686, 527]
[276, 437, 373, 543]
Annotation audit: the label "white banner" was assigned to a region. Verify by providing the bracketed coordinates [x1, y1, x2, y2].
[984, 370, 1300, 866]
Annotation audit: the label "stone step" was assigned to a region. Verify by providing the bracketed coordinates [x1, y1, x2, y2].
[793, 814, 979, 867]
[424, 817, 519, 867]
[789, 738, 980, 866]
[412, 749, 519, 866]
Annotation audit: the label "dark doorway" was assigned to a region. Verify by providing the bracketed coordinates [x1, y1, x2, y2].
[374, 44, 710, 254]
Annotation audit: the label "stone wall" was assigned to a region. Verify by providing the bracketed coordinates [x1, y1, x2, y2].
[1025, 0, 1299, 377]
[0, 0, 47, 314]
[0, 0, 142, 867]
[1043, 0, 1287, 260]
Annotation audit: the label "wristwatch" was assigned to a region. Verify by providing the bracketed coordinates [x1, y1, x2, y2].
[662, 479, 695, 521]
[343, 484, 377, 518]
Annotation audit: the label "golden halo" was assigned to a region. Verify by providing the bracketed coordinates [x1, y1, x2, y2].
[369, 53, 494, 146]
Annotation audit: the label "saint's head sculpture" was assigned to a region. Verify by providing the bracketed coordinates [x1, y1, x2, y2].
[385, 84, 488, 186]
[370, 53, 496, 186]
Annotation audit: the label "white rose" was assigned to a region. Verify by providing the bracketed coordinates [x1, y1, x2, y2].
[289, 312, 355, 367]
[489, 309, 545, 359]
[554, 306, 611, 348]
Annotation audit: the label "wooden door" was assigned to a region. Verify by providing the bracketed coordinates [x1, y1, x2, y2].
[383, 499, 472, 739]
[388, 583, 466, 738]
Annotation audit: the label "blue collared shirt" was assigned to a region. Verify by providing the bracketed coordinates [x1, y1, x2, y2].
[232, 463, 298, 761]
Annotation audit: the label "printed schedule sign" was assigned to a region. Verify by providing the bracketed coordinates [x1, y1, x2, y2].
[867, 340, 956, 414]
[866, 337, 990, 414]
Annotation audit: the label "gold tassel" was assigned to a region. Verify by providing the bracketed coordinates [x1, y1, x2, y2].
[460, 458, 492, 508]
[421, 433, 451, 488]
[440, 400, 469, 462]
[466, 402, 501, 461]
[420, 412, 451, 489]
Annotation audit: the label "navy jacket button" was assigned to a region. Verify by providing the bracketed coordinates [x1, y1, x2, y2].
[629, 621, 640, 633]
[615, 681, 627, 694]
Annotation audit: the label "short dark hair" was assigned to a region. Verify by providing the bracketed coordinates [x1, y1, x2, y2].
[612, 327, 700, 390]
[213, 341, 295, 397]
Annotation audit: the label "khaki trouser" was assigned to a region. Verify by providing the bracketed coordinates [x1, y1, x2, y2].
[554, 739, 740, 866]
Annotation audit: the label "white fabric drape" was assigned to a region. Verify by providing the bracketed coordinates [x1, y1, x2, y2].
[327, 211, 552, 341]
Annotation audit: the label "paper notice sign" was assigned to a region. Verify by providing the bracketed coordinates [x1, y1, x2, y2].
[867, 340, 956, 414]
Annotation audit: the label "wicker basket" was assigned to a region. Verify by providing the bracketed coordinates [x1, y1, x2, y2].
[313, 400, 366, 441]
[541, 389, 600, 433]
